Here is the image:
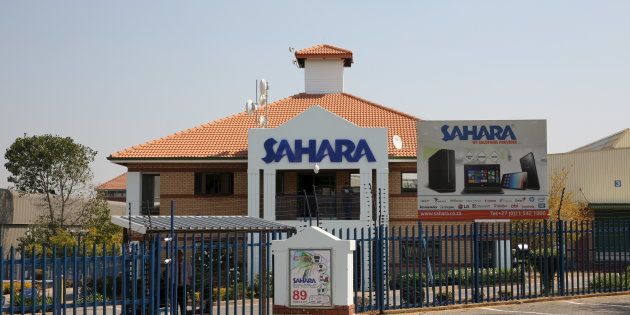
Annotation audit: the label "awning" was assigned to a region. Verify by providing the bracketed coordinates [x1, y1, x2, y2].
[111, 215, 296, 234]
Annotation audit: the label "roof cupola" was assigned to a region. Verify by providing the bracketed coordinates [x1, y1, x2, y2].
[294, 44, 353, 94]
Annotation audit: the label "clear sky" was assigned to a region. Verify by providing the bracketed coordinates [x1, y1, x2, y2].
[1, 1, 629, 188]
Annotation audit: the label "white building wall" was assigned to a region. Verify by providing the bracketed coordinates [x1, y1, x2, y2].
[548, 148, 630, 203]
[126, 172, 141, 215]
[304, 59, 344, 94]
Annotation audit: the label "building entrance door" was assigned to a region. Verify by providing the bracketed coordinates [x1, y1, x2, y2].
[297, 172, 336, 219]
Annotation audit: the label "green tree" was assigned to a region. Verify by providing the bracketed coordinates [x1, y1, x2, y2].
[5, 134, 96, 229]
[5, 134, 122, 251]
[82, 197, 123, 253]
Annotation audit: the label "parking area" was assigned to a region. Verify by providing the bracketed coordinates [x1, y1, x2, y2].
[413, 294, 630, 315]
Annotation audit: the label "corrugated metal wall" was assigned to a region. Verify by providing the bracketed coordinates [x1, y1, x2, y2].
[0, 189, 45, 251]
[548, 148, 630, 203]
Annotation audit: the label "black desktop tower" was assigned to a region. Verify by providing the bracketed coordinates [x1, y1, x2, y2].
[428, 149, 456, 192]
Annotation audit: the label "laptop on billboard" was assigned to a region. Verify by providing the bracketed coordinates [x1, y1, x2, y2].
[462, 164, 504, 194]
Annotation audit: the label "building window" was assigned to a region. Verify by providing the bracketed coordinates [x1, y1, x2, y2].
[195, 172, 234, 195]
[401, 173, 417, 193]
[141, 174, 160, 215]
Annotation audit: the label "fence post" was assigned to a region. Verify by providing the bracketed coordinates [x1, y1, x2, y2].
[557, 220, 565, 296]
[377, 225, 385, 314]
[472, 222, 481, 303]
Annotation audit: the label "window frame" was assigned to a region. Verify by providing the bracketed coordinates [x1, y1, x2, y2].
[401, 238, 441, 265]
[194, 172, 234, 196]
[401, 172, 418, 194]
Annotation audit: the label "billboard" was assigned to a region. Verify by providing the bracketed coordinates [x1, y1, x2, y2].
[417, 120, 548, 220]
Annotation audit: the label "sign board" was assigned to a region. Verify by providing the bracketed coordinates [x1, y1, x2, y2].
[22, 288, 37, 298]
[615, 180, 622, 188]
[417, 120, 549, 220]
[248, 106, 388, 171]
[289, 249, 332, 307]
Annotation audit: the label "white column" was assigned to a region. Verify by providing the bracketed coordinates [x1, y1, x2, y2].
[247, 169, 260, 217]
[359, 168, 373, 221]
[376, 167, 389, 226]
[248, 169, 262, 284]
[126, 172, 141, 216]
[263, 169, 276, 220]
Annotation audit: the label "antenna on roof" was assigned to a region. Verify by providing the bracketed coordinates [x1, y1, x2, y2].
[244, 79, 270, 128]
[289, 45, 299, 68]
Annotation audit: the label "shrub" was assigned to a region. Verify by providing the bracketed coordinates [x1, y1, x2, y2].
[498, 290, 513, 300]
[2, 281, 33, 295]
[400, 285, 425, 305]
[589, 274, 630, 291]
[433, 291, 454, 305]
[76, 293, 105, 304]
[395, 268, 523, 288]
[465, 292, 485, 303]
[253, 272, 273, 298]
[11, 294, 54, 310]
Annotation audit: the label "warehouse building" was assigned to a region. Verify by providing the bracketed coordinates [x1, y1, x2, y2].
[549, 128, 630, 220]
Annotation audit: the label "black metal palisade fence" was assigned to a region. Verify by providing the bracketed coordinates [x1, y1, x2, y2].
[1, 220, 630, 314]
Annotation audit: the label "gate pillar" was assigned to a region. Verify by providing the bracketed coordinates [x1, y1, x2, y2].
[272, 226, 356, 315]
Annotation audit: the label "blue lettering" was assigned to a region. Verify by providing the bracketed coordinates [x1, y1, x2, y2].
[316, 140, 341, 162]
[353, 139, 376, 162]
[275, 140, 295, 161]
[261, 138, 377, 163]
[262, 138, 277, 163]
[294, 139, 317, 162]
[293, 278, 317, 284]
[441, 125, 517, 141]
[335, 139, 355, 162]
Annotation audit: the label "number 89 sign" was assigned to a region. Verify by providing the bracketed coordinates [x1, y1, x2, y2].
[289, 249, 332, 307]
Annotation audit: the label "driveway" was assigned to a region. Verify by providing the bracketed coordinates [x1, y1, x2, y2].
[410, 294, 630, 315]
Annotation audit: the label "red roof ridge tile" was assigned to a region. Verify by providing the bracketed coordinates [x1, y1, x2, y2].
[97, 172, 127, 190]
[296, 44, 353, 55]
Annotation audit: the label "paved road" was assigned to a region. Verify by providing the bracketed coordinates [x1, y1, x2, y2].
[414, 294, 630, 315]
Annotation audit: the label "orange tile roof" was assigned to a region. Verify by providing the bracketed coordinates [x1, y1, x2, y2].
[295, 44, 353, 57]
[97, 173, 127, 190]
[295, 44, 353, 67]
[109, 93, 418, 160]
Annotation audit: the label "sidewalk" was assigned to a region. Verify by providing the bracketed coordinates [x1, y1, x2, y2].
[402, 293, 630, 314]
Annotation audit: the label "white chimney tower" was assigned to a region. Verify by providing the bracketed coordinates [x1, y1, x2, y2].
[294, 44, 353, 94]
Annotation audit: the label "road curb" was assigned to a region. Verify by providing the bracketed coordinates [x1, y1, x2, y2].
[363, 291, 630, 314]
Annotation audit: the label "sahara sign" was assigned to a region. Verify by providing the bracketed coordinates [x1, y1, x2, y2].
[262, 138, 376, 163]
[289, 249, 332, 307]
